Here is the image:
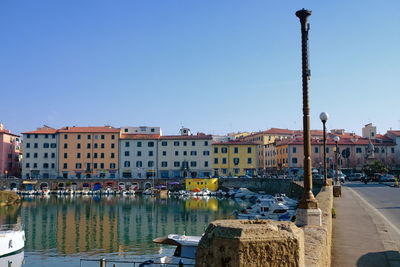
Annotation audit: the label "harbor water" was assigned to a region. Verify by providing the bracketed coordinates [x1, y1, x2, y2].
[0, 195, 248, 267]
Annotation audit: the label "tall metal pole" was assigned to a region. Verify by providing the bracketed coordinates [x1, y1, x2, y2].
[323, 121, 327, 186]
[296, 9, 318, 209]
[335, 141, 339, 184]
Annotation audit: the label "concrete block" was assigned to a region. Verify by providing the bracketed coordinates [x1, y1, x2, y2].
[333, 185, 341, 197]
[196, 219, 304, 267]
[296, 208, 322, 227]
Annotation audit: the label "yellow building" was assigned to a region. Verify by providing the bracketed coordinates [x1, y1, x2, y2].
[58, 126, 120, 179]
[185, 178, 218, 192]
[212, 141, 257, 177]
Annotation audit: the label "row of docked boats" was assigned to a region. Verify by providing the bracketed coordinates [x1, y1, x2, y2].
[15, 187, 136, 196]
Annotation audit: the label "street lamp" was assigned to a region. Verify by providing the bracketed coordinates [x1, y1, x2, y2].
[296, 9, 318, 210]
[334, 136, 340, 184]
[319, 112, 329, 186]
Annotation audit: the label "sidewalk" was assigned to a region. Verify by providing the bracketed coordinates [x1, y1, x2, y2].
[332, 186, 400, 267]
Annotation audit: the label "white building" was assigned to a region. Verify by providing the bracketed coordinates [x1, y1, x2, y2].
[120, 126, 162, 135]
[157, 132, 213, 178]
[22, 126, 59, 179]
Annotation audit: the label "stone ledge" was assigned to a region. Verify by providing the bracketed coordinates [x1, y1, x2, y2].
[196, 220, 304, 267]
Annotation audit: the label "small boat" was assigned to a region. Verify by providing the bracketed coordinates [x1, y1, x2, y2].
[152, 234, 201, 266]
[234, 188, 258, 199]
[0, 250, 24, 267]
[0, 224, 25, 257]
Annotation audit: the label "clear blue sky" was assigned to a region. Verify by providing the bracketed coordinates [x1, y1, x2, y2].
[1, 0, 399, 136]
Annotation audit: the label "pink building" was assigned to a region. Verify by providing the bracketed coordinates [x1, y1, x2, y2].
[0, 123, 22, 177]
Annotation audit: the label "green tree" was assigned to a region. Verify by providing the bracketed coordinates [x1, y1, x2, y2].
[362, 161, 388, 177]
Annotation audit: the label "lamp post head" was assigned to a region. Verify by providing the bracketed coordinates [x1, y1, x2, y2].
[333, 136, 340, 143]
[319, 112, 329, 123]
[295, 9, 312, 20]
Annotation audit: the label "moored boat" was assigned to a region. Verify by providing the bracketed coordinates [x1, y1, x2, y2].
[0, 224, 25, 257]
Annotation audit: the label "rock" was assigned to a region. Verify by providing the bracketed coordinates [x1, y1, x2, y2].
[0, 191, 21, 206]
[196, 219, 304, 267]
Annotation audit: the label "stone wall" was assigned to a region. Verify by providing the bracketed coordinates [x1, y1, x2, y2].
[302, 185, 333, 267]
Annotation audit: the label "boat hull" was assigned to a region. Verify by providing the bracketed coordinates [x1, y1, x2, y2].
[0, 230, 25, 257]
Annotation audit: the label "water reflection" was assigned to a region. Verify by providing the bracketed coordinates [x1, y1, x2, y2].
[8, 195, 245, 265]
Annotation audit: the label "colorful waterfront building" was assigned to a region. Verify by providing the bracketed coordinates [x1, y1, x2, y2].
[158, 128, 213, 178]
[212, 140, 257, 177]
[58, 126, 120, 178]
[21, 126, 58, 178]
[242, 128, 294, 174]
[0, 123, 22, 177]
[119, 126, 161, 179]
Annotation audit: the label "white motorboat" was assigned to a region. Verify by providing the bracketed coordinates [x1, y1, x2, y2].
[236, 199, 296, 221]
[0, 224, 25, 257]
[234, 188, 258, 199]
[0, 250, 24, 267]
[152, 234, 201, 266]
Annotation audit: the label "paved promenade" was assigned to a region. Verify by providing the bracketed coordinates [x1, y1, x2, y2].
[332, 185, 400, 267]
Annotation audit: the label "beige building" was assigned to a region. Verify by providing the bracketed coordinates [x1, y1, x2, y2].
[58, 126, 120, 178]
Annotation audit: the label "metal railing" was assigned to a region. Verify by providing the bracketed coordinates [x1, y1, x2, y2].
[80, 258, 195, 267]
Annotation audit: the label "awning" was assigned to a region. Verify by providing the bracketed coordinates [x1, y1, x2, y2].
[22, 181, 37, 185]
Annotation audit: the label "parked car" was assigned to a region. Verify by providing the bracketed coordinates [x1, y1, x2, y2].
[338, 174, 346, 183]
[312, 174, 324, 180]
[347, 173, 364, 181]
[380, 174, 395, 182]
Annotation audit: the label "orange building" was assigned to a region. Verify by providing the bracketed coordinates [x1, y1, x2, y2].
[58, 126, 120, 178]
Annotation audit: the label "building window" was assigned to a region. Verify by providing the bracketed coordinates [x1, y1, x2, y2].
[64, 153, 67, 159]
[87, 143, 91, 149]
[137, 151, 142, 156]
[234, 147, 239, 154]
[51, 163, 55, 168]
[63, 163, 67, 169]
[149, 151, 153, 156]
[77, 153, 81, 158]
[292, 158, 298, 164]
[76, 163, 81, 169]
[124, 161, 130, 167]
[27, 134, 30, 138]
[183, 151, 187, 156]
[26, 143, 30, 148]
[205, 141, 209, 146]
[191, 151, 197, 156]
[326, 147, 329, 153]
[148, 141, 154, 147]
[148, 161, 154, 167]
[204, 161, 209, 167]
[101, 135, 105, 139]
[192, 141, 196, 146]
[222, 147, 227, 153]
[101, 143, 104, 149]
[26, 163, 30, 168]
[136, 161, 142, 167]
[161, 161, 168, 167]
[77, 143, 81, 149]
[190, 161, 197, 167]
[174, 161, 180, 167]
[64, 143, 68, 149]
[101, 153, 104, 158]
[33, 163, 37, 168]
[64, 134, 68, 139]
[233, 158, 239, 165]
[94, 163, 98, 169]
[314, 147, 319, 153]
[162, 151, 166, 156]
[214, 147, 218, 153]
[234, 168, 239, 174]
[162, 141, 167, 146]
[94, 153, 98, 158]
[174, 141, 180, 146]
[248, 147, 252, 153]
[125, 151, 129, 156]
[77, 134, 81, 140]
[183, 141, 187, 146]
[293, 147, 296, 153]
[34, 143, 38, 148]
[87, 134, 91, 140]
[86, 153, 90, 158]
[111, 153, 115, 158]
[111, 143, 115, 149]
[214, 158, 218, 164]
[111, 135, 115, 140]
[26, 153, 30, 158]
[248, 158, 252, 164]
[175, 151, 179, 156]
[110, 163, 116, 168]
[51, 153, 55, 158]
[100, 163, 104, 169]
[44, 153, 48, 158]
[203, 151, 210, 156]
[356, 147, 362, 153]
[86, 163, 91, 170]
[392, 147, 395, 153]
[94, 135, 98, 140]
[222, 158, 227, 164]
